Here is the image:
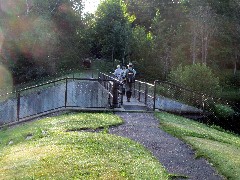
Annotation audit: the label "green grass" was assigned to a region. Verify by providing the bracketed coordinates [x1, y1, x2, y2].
[0, 112, 169, 179]
[155, 112, 240, 180]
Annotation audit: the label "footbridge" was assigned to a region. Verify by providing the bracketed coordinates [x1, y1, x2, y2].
[0, 72, 211, 127]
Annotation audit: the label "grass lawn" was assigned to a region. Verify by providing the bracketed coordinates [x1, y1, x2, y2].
[155, 112, 240, 180]
[0, 112, 169, 179]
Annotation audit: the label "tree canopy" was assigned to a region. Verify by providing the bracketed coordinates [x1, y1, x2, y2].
[0, 0, 239, 88]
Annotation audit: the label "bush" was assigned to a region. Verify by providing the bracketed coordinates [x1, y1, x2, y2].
[218, 69, 240, 88]
[169, 63, 220, 95]
[209, 103, 240, 134]
[213, 104, 235, 119]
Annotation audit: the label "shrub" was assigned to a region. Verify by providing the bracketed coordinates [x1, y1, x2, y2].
[213, 104, 235, 119]
[169, 63, 220, 95]
[209, 104, 240, 134]
[218, 69, 240, 88]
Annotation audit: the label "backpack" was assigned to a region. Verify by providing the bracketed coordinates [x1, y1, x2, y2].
[126, 69, 135, 83]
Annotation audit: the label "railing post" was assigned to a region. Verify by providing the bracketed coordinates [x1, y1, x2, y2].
[138, 82, 141, 102]
[17, 91, 20, 121]
[65, 78, 68, 108]
[112, 80, 119, 108]
[121, 84, 123, 105]
[153, 80, 158, 111]
[133, 81, 136, 97]
[104, 75, 107, 89]
[145, 83, 148, 105]
[202, 94, 205, 113]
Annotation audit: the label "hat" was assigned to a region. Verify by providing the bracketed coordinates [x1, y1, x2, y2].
[127, 62, 133, 67]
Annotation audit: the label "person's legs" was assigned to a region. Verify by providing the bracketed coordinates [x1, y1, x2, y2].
[125, 83, 132, 102]
[126, 91, 131, 102]
[122, 83, 126, 95]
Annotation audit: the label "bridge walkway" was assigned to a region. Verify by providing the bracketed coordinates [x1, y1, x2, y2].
[115, 95, 149, 112]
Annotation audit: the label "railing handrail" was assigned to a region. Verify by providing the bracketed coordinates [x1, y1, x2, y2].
[0, 68, 98, 98]
[0, 77, 117, 124]
[98, 72, 123, 108]
[156, 80, 206, 96]
[0, 77, 116, 98]
[156, 80, 237, 105]
[135, 80, 154, 87]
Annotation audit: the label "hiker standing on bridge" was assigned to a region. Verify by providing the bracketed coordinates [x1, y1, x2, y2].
[114, 65, 123, 80]
[124, 62, 136, 102]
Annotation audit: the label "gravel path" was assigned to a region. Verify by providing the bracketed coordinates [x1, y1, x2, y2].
[109, 112, 223, 180]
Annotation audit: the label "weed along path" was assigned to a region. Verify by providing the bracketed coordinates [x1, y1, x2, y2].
[109, 112, 222, 180]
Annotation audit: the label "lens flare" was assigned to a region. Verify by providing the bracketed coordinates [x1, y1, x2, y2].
[0, 28, 4, 54]
[0, 65, 13, 101]
[31, 18, 59, 60]
[0, 0, 27, 15]
[0, 0, 27, 16]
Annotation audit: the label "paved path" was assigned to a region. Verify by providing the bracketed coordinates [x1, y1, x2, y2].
[109, 112, 223, 180]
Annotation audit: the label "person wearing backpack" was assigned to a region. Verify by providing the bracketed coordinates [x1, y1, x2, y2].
[124, 62, 136, 102]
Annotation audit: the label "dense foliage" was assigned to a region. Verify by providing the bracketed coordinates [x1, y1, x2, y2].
[0, 0, 239, 93]
[169, 63, 220, 94]
[213, 104, 235, 119]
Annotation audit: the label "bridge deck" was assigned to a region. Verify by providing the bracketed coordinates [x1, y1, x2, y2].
[116, 96, 149, 111]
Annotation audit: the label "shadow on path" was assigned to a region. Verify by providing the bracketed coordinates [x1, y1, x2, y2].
[109, 112, 223, 180]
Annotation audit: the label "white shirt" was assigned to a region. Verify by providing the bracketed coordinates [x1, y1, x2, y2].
[114, 68, 123, 79]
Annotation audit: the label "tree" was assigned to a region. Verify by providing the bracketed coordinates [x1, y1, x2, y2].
[123, 0, 155, 29]
[0, 0, 87, 83]
[92, 0, 134, 66]
[151, 2, 188, 79]
[188, 2, 217, 65]
[129, 26, 157, 80]
[169, 63, 220, 95]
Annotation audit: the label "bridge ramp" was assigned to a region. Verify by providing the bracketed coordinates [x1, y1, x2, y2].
[116, 96, 149, 111]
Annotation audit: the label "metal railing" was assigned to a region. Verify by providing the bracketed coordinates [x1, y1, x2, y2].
[98, 72, 123, 108]
[153, 80, 240, 115]
[154, 80, 206, 110]
[133, 80, 156, 110]
[98, 73, 157, 111]
[0, 77, 115, 126]
[2, 70, 236, 127]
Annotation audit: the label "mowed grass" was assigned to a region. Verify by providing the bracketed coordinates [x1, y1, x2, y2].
[0, 112, 169, 179]
[155, 112, 240, 180]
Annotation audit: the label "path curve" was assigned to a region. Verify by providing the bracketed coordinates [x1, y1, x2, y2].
[109, 112, 223, 180]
